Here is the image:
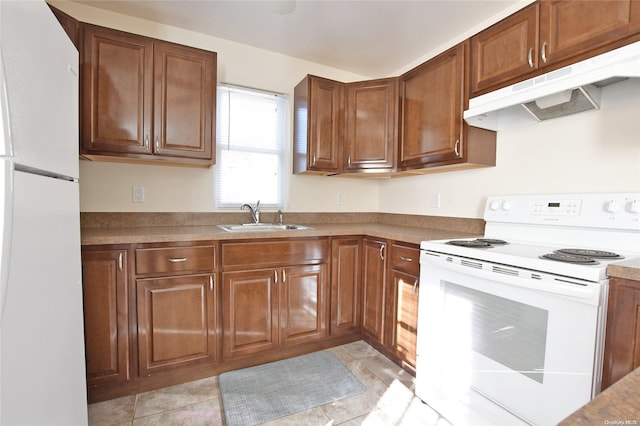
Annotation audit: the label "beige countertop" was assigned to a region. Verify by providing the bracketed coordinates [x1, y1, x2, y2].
[607, 258, 640, 281]
[81, 222, 480, 246]
[560, 367, 640, 425]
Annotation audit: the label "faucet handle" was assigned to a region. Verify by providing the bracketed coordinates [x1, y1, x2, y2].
[277, 209, 284, 225]
[256, 200, 261, 210]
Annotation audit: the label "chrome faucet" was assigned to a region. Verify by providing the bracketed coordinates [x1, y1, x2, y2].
[241, 200, 260, 224]
[277, 209, 284, 225]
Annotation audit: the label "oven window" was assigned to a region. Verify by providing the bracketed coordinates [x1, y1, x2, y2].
[444, 282, 549, 384]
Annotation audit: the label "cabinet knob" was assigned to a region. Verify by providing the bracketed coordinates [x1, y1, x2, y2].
[527, 47, 534, 68]
[168, 258, 188, 263]
[118, 252, 123, 271]
[379, 244, 385, 260]
[454, 139, 461, 157]
[144, 134, 150, 150]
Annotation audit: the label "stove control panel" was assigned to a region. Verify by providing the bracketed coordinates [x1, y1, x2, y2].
[530, 199, 582, 216]
[484, 193, 640, 230]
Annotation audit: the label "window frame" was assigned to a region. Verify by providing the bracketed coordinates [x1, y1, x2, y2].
[214, 83, 289, 210]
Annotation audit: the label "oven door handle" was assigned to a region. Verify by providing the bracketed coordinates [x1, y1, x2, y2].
[420, 253, 601, 304]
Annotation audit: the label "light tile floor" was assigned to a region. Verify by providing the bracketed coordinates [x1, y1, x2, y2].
[88, 340, 451, 425]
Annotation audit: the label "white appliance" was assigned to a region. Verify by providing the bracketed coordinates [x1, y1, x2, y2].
[464, 40, 640, 131]
[415, 193, 640, 426]
[0, 1, 88, 425]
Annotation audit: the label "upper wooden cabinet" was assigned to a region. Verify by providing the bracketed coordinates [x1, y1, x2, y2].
[398, 42, 496, 172]
[293, 75, 343, 174]
[344, 78, 397, 173]
[399, 43, 466, 169]
[470, 3, 540, 96]
[81, 24, 216, 167]
[471, 0, 640, 96]
[294, 75, 398, 175]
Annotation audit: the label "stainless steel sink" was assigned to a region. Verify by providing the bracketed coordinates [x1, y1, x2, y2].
[217, 223, 312, 232]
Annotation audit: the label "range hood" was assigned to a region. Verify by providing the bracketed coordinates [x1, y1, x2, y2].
[464, 41, 640, 131]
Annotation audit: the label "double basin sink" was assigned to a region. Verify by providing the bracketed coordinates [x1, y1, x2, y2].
[218, 223, 312, 233]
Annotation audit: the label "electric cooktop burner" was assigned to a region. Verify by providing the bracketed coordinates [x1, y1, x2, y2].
[476, 238, 509, 245]
[446, 239, 509, 248]
[540, 253, 600, 264]
[554, 248, 623, 259]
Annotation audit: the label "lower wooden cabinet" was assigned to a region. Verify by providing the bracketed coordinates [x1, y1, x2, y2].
[81, 247, 130, 388]
[602, 277, 640, 390]
[221, 239, 330, 361]
[136, 274, 217, 376]
[389, 271, 419, 369]
[222, 268, 279, 359]
[386, 243, 420, 370]
[81, 236, 424, 401]
[330, 237, 362, 336]
[222, 265, 328, 359]
[362, 238, 387, 342]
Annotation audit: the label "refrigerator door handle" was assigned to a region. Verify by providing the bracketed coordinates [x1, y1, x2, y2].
[0, 46, 15, 158]
[0, 160, 14, 325]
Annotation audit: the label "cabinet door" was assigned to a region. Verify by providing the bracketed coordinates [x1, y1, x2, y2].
[222, 269, 279, 359]
[344, 79, 396, 172]
[540, 0, 640, 67]
[330, 238, 362, 335]
[470, 3, 539, 96]
[280, 264, 328, 346]
[388, 270, 419, 369]
[293, 75, 343, 173]
[137, 274, 216, 376]
[602, 277, 640, 390]
[398, 42, 466, 170]
[81, 249, 129, 387]
[153, 41, 216, 162]
[362, 239, 387, 342]
[81, 25, 153, 155]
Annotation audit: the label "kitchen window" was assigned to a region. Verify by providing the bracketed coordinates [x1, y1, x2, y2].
[215, 84, 287, 209]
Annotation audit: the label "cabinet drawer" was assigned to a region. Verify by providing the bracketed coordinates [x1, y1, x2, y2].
[222, 239, 328, 269]
[135, 245, 215, 275]
[389, 243, 420, 275]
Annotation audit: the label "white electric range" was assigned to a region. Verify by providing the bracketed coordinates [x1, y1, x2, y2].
[415, 193, 640, 426]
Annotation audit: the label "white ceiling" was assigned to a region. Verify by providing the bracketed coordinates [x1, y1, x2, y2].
[72, 0, 524, 77]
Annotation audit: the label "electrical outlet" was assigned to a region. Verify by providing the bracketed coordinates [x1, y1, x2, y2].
[132, 186, 145, 203]
[431, 193, 441, 209]
[336, 192, 344, 206]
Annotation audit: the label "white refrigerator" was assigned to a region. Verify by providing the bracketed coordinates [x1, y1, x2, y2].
[0, 1, 88, 424]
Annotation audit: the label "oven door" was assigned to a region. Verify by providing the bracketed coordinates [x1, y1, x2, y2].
[415, 250, 607, 426]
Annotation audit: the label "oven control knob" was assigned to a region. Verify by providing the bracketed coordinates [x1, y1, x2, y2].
[604, 200, 620, 213]
[501, 201, 512, 211]
[489, 200, 501, 211]
[628, 200, 640, 214]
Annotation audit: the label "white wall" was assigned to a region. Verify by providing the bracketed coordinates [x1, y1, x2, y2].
[379, 100, 640, 218]
[54, 1, 640, 218]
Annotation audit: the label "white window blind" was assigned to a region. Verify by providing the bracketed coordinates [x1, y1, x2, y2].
[215, 84, 287, 209]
